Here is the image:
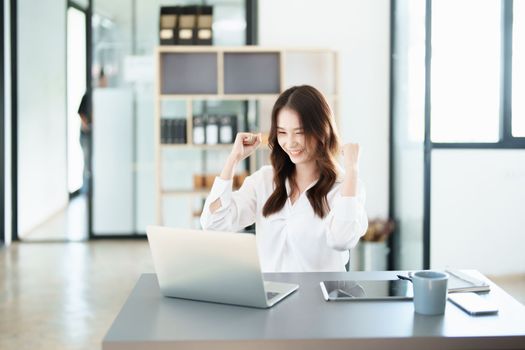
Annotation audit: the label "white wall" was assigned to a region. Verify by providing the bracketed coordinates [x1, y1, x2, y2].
[431, 150, 525, 275]
[18, 0, 68, 236]
[259, 0, 391, 218]
[92, 88, 134, 234]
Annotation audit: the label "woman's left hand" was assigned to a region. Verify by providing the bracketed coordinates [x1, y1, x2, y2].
[342, 143, 360, 172]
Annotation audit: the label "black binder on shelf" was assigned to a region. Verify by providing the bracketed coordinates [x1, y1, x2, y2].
[162, 119, 168, 143]
[219, 115, 237, 144]
[173, 119, 180, 143]
[175, 119, 187, 144]
[193, 115, 206, 145]
[165, 119, 186, 144]
[168, 119, 175, 144]
[178, 6, 197, 45]
[159, 6, 180, 45]
[195, 6, 213, 45]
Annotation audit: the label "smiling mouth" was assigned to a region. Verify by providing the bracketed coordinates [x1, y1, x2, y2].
[288, 149, 304, 156]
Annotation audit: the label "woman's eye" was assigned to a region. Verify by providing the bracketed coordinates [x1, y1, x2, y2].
[278, 131, 286, 135]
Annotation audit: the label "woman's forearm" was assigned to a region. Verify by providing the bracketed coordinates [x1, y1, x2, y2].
[341, 143, 360, 197]
[209, 156, 239, 214]
[220, 156, 239, 180]
[341, 168, 358, 197]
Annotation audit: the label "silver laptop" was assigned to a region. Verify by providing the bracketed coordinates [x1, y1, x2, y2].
[146, 226, 299, 308]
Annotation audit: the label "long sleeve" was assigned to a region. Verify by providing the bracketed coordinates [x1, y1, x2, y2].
[200, 172, 258, 232]
[324, 180, 368, 251]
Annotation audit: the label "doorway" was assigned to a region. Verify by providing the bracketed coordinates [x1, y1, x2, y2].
[19, 2, 89, 241]
[62, 4, 89, 241]
[67, 6, 87, 196]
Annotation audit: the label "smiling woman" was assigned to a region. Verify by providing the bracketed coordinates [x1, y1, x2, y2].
[264, 85, 346, 218]
[200, 85, 368, 273]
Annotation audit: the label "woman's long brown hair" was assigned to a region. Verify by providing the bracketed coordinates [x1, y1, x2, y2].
[262, 85, 341, 218]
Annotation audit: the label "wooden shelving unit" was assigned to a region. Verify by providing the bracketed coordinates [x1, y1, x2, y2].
[155, 46, 339, 226]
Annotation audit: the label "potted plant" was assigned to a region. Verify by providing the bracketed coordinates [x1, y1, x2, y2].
[354, 219, 395, 271]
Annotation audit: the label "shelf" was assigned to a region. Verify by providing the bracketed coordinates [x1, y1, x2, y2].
[159, 94, 280, 100]
[224, 52, 280, 94]
[157, 45, 337, 53]
[160, 143, 270, 150]
[158, 94, 336, 101]
[161, 188, 240, 197]
[160, 143, 233, 150]
[155, 46, 339, 226]
[161, 189, 209, 196]
[160, 52, 218, 94]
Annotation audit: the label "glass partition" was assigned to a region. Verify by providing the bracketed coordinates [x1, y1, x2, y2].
[391, 0, 426, 270]
[513, 0, 525, 137]
[91, 0, 247, 236]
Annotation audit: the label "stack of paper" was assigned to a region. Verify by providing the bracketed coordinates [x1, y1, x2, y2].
[445, 269, 490, 293]
[408, 270, 490, 293]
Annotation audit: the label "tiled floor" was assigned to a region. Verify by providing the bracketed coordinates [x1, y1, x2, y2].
[0, 241, 154, 350]
[487, 273, 525, 305]
[1, 240, 524, 350]
[21, 194, 88, 242]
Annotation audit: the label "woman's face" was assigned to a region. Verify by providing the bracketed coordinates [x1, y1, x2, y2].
[276, 108, 316, 165]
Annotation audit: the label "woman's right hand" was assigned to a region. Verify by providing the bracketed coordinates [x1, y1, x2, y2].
[229, 132, 262, 162]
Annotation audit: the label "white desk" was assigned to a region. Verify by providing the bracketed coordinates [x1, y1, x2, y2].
[103, 271, 525, 350]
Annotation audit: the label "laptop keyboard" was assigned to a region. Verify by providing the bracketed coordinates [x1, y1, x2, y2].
[266, 291, 279, 300]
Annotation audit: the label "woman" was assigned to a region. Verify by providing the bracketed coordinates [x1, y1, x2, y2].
[200, 85, 368, 272]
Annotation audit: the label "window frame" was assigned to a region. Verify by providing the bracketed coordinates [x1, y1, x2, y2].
[430, 0, 525, 149]
[390, 0, 525, 270]
[426, 0, 525, 269]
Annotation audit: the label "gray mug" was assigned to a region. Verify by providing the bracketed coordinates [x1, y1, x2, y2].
[412, 271, 449, 315]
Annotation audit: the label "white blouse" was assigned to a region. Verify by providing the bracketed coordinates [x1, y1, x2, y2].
[200, 165, 368, 272]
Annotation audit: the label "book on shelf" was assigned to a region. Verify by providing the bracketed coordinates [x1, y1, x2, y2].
[175, 119, 187, 144]
[159, 6, 180, 45]
[159, 5, 213, 46]
[177, 5, 197, 45]
[169, 119, 177, 144]
[160, 119, 168, 143]
[164, 119, 170, 144]
[195, 6, 213, 45]
[166, 119, 175, 144]
[161, 118, 187, 144]
[408, 269, 490, 293]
